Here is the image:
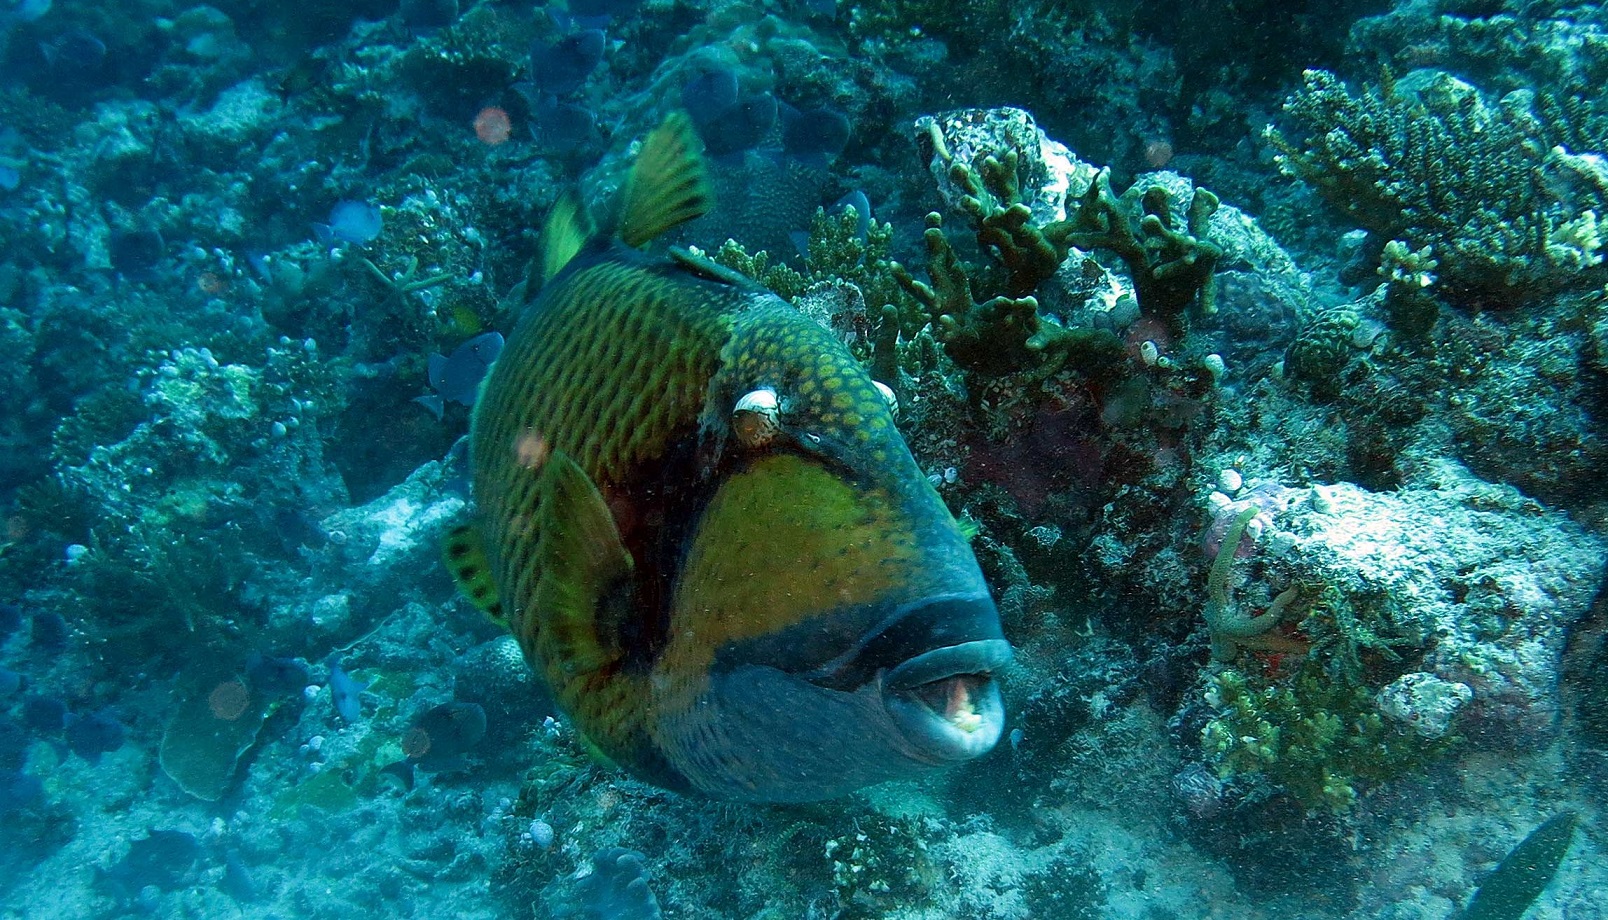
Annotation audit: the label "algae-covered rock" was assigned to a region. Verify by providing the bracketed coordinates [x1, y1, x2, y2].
[158, 673, 272, 802]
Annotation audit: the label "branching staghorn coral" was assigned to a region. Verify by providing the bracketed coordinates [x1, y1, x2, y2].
[1268, 68, 1608, 306]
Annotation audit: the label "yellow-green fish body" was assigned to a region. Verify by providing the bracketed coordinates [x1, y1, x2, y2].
[457, 114, 1010, 801]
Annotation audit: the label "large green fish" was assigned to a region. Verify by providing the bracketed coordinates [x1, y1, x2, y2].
[449, 113, 1011, 802]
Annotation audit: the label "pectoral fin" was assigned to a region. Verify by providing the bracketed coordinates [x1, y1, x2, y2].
[533, 449, 636, 681]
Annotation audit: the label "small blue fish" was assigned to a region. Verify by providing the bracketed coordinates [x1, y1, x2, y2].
[322, 200, 383, 245]
[429, 332, 504, 406]
[781, 104, 851, 159]
[530, 29, 605, 96]
[23, 696, 66, 732]
[3, 0, 53, 25]
[327, 658, 368, 723]
[525, 94, 595, 153]
[566, 0, 642, 19]
[108, 229, 165, 281]
[682, 69, 776, 157]
[30, 611, 68, 650]
[245, 652, 310, 695]
[65, 709, 125, 762]
[0, 602, 21, 635]
[399, 0, 458, 30]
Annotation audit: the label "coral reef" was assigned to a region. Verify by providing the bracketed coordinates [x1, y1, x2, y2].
[1268, 67, 1608, 307]
[0, 1, 1604, 918]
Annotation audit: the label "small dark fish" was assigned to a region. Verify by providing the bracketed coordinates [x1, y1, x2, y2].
[781, 104, 851, 159]
[682, 69, 777, 156]
[245, 652, 310, 695]
[66, 709, 125, 762]
[37, 29, 106, 78]
[380, 758, 416, 791]
[527, 94, 596, 154]
[399, 0, 458, 30]
[30, 611, 68, 650]
[530, 29, 605, 96]
[269, 506, 327, 553]
[0, 602, 22, 635]
[0, 719, 27, 771]
[4, 0, 51, 25]
[404, 701, 486, 774]
[1460, 811, 1579, 920]
[0, 770, 43, 815]
[680, 68, 738, 126]
[22, 696, 66, 732]
[109, 229, 165, 282]
[97, 829, 200, 900]
[566, 0, 643, 19]
[220, 850, 260, 903]
[425, 331, 504, 409]
[276, 55, 332, 100]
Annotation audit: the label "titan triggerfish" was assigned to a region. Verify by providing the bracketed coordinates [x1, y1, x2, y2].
[447, 112, 1011, 802]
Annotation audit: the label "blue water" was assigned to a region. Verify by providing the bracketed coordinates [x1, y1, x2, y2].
[0, 1, 1604, 917]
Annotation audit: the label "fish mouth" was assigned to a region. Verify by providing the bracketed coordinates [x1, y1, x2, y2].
[883, 639, 1011, 762]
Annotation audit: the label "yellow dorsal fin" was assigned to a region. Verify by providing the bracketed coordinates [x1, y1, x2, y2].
[443, 523, 505, 625]
[541, 192, 590, 283]
[618, 112, 712, 248]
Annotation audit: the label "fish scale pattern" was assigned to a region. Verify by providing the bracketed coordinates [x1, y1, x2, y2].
[468, 253, 736, 783]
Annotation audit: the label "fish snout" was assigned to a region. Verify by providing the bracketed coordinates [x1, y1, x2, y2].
[871, 596, 1012, 763]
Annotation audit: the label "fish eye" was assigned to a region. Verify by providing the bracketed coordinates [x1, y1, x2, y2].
[731, 388, 781, 448]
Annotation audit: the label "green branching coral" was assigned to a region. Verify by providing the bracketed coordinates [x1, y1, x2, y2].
[945, 148, 1071, 298]
[1201, 667, 1449, 812]
[1200, 549, 1444, 811]
[893, 137, 1220, 379]
[1059, 168, 1223, 336]
[892, 211, 1073, 377]
[1268, 68, 1608, 306]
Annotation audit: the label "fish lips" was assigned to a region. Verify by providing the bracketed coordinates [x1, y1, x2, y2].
[805, 594, 1013, 764]
[883, 638, 1012, 763]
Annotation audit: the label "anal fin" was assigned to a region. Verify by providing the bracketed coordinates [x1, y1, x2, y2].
[443, 523, 505, 625]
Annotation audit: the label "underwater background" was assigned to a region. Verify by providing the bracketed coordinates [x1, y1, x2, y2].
[0, 0, 1606, 917]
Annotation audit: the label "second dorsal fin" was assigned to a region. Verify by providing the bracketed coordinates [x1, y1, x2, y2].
[618, 112, 712, 248]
